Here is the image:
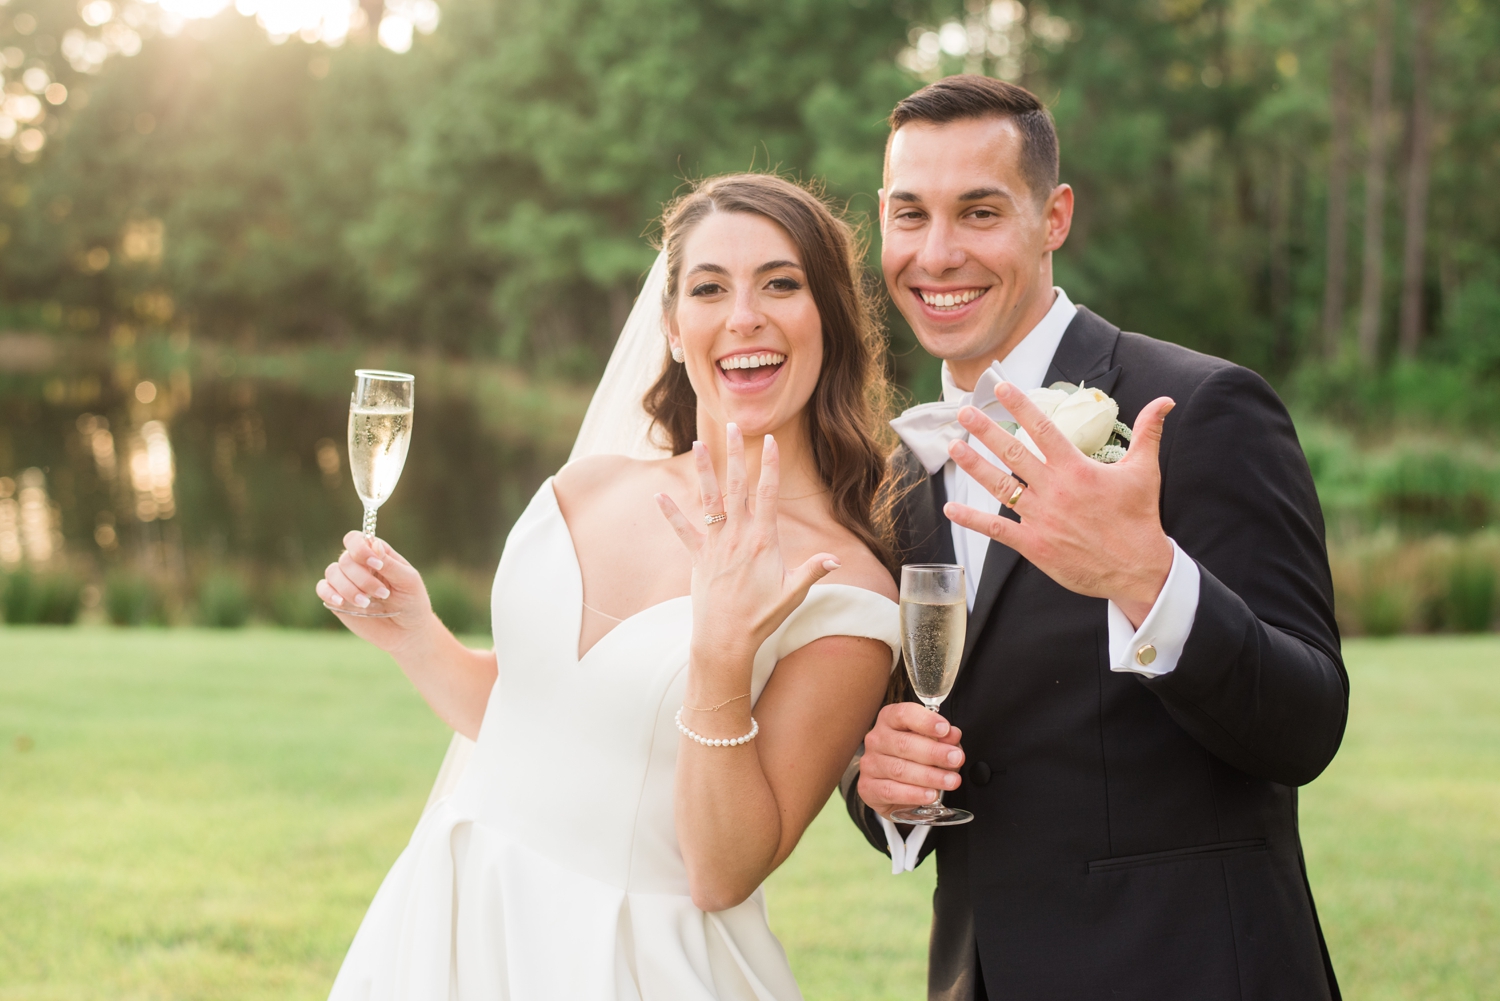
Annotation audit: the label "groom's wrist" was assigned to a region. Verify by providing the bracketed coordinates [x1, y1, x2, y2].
[1111, 535, 1174, 629]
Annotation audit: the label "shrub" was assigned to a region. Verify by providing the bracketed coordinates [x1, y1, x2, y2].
[1329, 532, 1500, 636]
[1443, 558, 1497, 633]
[1357, 586, 1408, 637]
[198, 573, 250, 628]
[1371, 450, 1497, 533]
[266, 575, 342, 630]
[426, 567, 488, 636]
[1, 571, 83, 624]
[104, 572, 164, 626]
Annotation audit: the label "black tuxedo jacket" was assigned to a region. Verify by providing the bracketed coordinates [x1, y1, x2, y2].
[845, 307, 1347, 1001]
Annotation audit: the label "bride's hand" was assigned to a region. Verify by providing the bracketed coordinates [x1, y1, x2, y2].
[656, 423, 840, 657]
[315, 531, 436, 650]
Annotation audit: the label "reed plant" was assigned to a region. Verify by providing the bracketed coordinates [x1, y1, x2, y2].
[1329, 532, 1499, 636]
[197, 573, 251, 629]
[0, 571, 83, 625]
[102, 571, 167, 627]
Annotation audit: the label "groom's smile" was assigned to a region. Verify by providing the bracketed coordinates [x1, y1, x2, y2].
[915, 285, 991, 315]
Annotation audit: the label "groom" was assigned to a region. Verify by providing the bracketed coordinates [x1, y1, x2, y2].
[842, 76, 1348, 1000]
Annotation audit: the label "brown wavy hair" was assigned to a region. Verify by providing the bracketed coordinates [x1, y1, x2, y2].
[642, 173, 899, 570]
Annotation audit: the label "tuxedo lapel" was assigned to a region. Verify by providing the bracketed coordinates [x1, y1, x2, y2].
[960, 306, 1124, 666]
[962, 507, 1020, 665]
[1043, 306, 1123, 392]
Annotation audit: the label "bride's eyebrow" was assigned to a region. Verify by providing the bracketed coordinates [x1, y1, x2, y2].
[756, 260, 802, 274]
[686, 263, 729, 279]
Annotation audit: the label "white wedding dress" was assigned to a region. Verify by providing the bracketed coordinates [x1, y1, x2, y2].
[328, 479, 900, 1000]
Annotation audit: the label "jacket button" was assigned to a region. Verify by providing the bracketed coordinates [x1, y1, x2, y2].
[971, 761, 992, 787]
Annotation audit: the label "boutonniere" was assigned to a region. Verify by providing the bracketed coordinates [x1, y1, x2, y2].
[1005, 382, 1132, 464]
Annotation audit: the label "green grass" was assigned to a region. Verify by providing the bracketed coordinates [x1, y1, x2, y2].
[0, 630, 1495, 999]
[1298, 637, 1500, 1000]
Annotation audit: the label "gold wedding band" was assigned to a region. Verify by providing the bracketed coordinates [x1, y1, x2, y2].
[704, 512, 728, 526]
[1004, 483, 1026, 508]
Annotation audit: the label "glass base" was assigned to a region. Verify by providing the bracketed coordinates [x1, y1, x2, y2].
[889, 804, 974, 826]
[324, 602, 400, 619]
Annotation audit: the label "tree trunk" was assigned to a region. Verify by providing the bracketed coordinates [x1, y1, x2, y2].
[360, 0, 385, 36]
[1398, 0, 1437, 359]
[1270, 153, 1293, 368]
[1321, 39, 1353, 360]
[1357, 0, 1395, 367]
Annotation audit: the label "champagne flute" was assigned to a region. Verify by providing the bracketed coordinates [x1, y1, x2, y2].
[890, 563, 973, 827]
[326, 369, 414, 619]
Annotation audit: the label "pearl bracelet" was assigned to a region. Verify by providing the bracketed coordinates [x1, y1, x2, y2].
[675, 707, 759, 747]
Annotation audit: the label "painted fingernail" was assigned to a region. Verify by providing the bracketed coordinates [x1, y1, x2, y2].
[726, 422, 738, 434]
[823, 559, 840, 571]
[329, 593, 344, 606]
[367, 558, 384, 571]
[375, 587, 391, 600]
[354, 594, 371, 608]
[947, 750, 962, 766]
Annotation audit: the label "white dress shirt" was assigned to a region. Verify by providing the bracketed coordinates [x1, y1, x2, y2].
[877, 287, 1202, 873]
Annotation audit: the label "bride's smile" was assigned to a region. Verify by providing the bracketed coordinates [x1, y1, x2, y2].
[668, 210, 823, 439]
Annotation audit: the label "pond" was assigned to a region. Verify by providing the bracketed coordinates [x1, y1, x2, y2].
[0, 333, 590, 625]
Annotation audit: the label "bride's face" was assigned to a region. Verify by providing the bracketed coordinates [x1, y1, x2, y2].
[668, 211, 824, 438]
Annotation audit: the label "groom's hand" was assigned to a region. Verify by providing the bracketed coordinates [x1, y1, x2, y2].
[858, 703, 965, 817]
[945, 383, 1176, 628]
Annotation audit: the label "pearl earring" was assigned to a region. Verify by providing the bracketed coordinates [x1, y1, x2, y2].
[671, 345, 684, 363]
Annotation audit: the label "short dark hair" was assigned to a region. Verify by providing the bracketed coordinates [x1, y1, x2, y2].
[888, 75, 1059, 202]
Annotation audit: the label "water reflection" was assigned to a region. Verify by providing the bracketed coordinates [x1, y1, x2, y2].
[1, 359, 565, 621]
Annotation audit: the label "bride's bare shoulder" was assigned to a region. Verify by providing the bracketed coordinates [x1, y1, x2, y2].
[797, 516, 896, 601]
[823, 546, 898, 602]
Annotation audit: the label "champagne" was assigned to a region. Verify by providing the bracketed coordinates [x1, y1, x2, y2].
[901, 598, 966, 707]
[892, 564, 973, 827]
[348, 405, 413, 508]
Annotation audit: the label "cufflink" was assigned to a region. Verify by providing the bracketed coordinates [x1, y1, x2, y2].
[1135, 643, 1157, 668]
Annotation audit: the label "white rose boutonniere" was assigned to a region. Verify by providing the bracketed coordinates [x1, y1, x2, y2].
[1013, 382, 1132, 463]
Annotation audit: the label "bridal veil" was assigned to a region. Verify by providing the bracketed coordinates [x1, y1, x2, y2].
[422, 250, 672, 812]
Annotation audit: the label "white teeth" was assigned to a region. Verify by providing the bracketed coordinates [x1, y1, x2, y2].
[718, 352, 787, 372]
[921, 289, 984, 309]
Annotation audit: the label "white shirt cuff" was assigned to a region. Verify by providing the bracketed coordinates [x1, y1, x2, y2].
[1107, 539, 1200, 678]
[876, 813, 932, 874]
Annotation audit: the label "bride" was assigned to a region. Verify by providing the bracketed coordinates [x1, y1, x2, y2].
[316, 173, 902, 1000]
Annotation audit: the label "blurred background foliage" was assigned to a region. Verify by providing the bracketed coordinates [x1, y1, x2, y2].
[0, 0, 1496, 634]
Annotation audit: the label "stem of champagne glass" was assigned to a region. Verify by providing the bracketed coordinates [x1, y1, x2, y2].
[927, 703, 947, 811]
[362, 505, 377, 539]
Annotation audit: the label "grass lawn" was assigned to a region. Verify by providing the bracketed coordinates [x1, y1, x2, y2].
[0, 629, 1495, 999]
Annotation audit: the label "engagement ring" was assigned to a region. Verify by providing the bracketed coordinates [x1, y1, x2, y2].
[704, 512, 727, 526]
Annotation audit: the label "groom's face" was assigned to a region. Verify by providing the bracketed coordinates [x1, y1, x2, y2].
[880, 116, 1072, 384]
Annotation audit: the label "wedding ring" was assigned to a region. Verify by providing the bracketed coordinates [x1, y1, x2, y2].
[1004, 483, 1026, 508]
[704, 512, 728, 526]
